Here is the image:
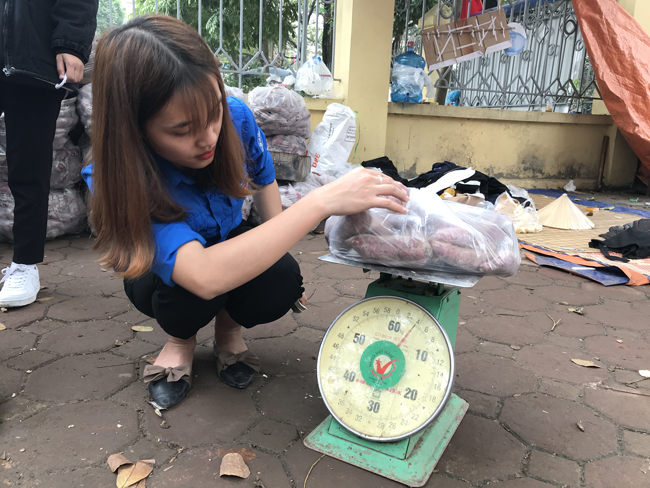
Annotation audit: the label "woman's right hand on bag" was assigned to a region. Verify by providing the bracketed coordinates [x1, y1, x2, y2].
[309, 168, 409, 218]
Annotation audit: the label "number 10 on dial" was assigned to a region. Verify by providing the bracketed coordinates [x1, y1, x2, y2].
[317, 296, 455, 442]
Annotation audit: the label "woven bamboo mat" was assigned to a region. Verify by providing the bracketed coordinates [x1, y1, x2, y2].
[518, 194, 640, 253]
[574, 252, 650, 277]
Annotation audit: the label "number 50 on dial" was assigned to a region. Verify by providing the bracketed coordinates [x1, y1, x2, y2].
[317, 296, 455, 442]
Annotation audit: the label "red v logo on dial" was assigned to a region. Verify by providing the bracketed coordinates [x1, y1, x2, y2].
[374, 358, 403, 375]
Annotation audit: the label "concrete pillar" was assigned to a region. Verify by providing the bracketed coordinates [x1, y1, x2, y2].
[334, 0, 395, 162]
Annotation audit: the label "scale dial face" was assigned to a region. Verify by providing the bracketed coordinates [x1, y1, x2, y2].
[317, 296, 454, 442]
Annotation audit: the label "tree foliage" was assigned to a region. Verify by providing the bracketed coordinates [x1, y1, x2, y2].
[97, 0, 126, 34]
[135, 1, 298, 61]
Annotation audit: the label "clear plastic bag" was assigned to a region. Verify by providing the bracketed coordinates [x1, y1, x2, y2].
[266, 134, 307, 155]
[54, 97, 79, 150]
[81, 38, 97, 86]
[326, 186, 520, 276]
[76, 84, 93, 135]
[494, 187, 542, 234]
[0, 125, 82, 189]
[294, 56, 333, 96]
[0, 185, 87, 242]
[248, 86, 311, 138]
[390, 64, 435, 103]
[279, 173, 336, 209]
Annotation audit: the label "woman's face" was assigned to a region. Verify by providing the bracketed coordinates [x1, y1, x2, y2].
[145, 77, 223, 171]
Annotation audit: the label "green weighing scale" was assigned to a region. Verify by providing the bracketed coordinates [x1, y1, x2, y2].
[304, 254, 480, 487]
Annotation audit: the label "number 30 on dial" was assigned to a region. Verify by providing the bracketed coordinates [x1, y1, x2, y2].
[317, 296, 455, 442]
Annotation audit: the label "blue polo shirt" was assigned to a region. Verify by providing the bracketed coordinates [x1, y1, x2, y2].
[82, 96, 276, 287]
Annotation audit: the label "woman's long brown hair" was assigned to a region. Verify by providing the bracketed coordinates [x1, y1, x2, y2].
[91, 15, 251, 279]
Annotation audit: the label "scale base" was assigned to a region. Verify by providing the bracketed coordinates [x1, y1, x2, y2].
[304, 393, 469, 487]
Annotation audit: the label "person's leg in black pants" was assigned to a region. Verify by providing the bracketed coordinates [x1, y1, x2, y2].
[124, 221, 304, 404]
[0, 81, 64, 307]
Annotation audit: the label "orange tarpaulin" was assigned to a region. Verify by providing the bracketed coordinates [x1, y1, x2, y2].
[573, 0, 650, 185]
[519, 243, 650, 286]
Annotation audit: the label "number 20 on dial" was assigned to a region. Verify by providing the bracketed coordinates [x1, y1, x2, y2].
[317, 296, 455, 442]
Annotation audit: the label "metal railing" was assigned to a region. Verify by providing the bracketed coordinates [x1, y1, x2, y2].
[393, 0, 601, 112]
[106, 0, 336, 91]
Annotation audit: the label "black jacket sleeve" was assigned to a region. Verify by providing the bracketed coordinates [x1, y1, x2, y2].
[50, 0, 99, 64]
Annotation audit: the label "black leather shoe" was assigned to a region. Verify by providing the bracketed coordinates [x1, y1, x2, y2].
[219, 362, 257, 389]
[143, 362, 193, 409]
[213, 343, 260, 389]
[147, 377, 191, 409]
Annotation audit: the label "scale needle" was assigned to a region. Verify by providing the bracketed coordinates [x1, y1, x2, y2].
[397, 326, 415, 348]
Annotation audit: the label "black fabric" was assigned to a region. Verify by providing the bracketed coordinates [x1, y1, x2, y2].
[404, 161, 462, 189]
[589, 221, 650, 262]
[361, 156, 407, 184]
[124, 221, 305, 340]
[361, 156, 512, 202]
[1, 0, 98, 91]
[0, 80, 64, 264]
[599, 219, 650, 240]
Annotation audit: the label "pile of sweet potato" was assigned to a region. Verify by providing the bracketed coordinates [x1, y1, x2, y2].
[326, 191, 519, 276]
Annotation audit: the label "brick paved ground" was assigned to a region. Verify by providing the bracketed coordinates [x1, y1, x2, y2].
[1, 233, 649, 487]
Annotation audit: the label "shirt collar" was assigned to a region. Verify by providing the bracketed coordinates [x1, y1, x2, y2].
[154, 152, 196, 188]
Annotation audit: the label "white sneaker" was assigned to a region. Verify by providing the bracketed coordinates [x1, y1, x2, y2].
[0, 263, 40, 307]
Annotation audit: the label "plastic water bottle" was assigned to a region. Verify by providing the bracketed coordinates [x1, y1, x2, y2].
[391, 41, 427, 103]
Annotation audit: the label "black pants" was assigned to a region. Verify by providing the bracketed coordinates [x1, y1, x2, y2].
[0, 81, 64, 264]
[124, 222, 304, 340]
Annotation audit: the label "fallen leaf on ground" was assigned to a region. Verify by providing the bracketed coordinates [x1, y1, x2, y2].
[163, 466, 173, 472]
[36, 297, 54, 302]
[116, 464, 136, 488]
[122, 459, 155, 487]
[510, 345, 521, 350]
[558, 301, 569, 306]
[0, 324, 5, 331]
[114, 340, 126, 346]
[568, 307, 585, 315]
[577, 420, 585, 432]
[571, 359, 601, 368]
[220, 453, 250, 479]
[135, 480, 146, 488]
[639, 370, 650, 378]
[144, 356, 157, 365]
[131, 325, 154, 332]
[108, 453, 133, 473]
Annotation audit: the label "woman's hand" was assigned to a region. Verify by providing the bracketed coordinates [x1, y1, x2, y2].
[310, 168, 409, 218]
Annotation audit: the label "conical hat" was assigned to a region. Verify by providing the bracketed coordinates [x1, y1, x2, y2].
[537, 194, 595, 230]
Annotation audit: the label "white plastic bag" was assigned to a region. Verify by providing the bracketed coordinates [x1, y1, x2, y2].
[248, 86, 311, 138]
[494, 188, 542, 234]
[295, 57, 333, 96]
[0, 185, 87, 242]
[326, 186, 520, 277]
[307, 103, 357, 178]
[76, 84, 93, 135]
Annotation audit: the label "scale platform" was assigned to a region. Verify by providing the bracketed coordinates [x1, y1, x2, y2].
[304, 394, 468, 487]
[318, 253, 481, 288]
[304, 254, 473, 486]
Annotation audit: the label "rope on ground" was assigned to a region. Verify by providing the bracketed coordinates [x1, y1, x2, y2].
[304, 454, 326, 488]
